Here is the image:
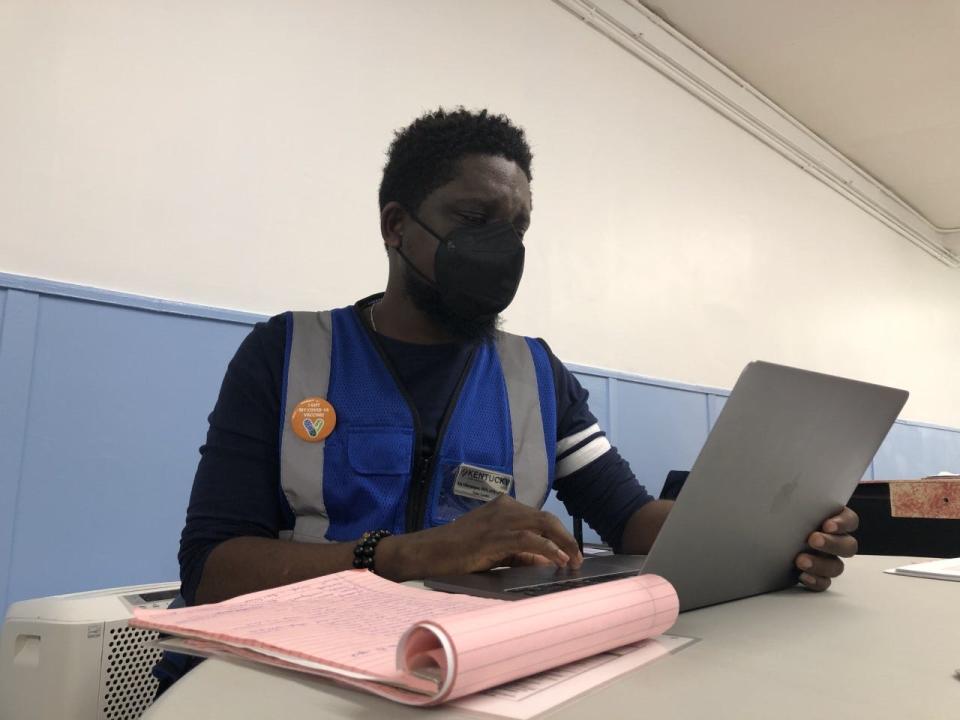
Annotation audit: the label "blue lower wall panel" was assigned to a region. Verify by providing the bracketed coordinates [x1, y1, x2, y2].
[707, 394, 727, 428]
[0, 290, 42, 611]
[5, 296, 252, 607]
[612, 381, 711, 500]
[873, 422, 960, 480]
[0, 279, 259, 612]
[576, 373, 611, 430]
[1, 272, 959, 612]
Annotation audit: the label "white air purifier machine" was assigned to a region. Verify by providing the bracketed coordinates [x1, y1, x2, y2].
[0, 582, 179, 720]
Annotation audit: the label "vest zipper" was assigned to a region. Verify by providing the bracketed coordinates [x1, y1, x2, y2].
[407, 348, 477, 532]
[408, 453, 434, 532]
[352, 302, 477, 533]
[405, 349, 474, 531]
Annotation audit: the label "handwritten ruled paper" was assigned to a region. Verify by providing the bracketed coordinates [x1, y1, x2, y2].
[133, 569, 678, 706]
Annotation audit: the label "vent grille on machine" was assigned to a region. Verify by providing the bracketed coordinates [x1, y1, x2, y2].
[100, 624, 162, 720]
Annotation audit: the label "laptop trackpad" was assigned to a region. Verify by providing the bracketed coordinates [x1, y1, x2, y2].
[424, 555, 648, 600]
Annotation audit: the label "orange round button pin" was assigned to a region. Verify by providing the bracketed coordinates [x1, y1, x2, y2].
[291, 397, 336, 442]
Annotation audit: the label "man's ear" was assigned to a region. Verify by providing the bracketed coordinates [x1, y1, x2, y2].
[380, 202, 407, 250]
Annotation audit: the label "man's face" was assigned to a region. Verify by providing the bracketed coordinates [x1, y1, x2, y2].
[401, 154, 532, 342]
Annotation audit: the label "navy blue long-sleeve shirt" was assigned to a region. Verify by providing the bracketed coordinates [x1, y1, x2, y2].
[178, 308, 652, 604]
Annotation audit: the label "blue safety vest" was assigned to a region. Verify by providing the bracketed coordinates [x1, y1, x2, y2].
[277, 303, 557, 541]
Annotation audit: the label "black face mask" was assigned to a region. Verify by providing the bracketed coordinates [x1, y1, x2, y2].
[396, 211, 525, 320]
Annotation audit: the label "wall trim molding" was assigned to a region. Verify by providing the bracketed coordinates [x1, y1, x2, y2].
[551, 0, 960, 267]
[0, 272, 266, 326]
[568, 361, 959, 435]
[2, 270, 957, 435]
[567, 362, 730, 397]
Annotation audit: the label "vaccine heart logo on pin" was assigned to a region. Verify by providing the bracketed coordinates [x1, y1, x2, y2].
[302, 417, 325, 438]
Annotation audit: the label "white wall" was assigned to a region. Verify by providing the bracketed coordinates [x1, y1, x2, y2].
[2, 0, 959, 427]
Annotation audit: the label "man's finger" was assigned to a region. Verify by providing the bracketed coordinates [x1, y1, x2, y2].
[808, 530, 858, 558]
[796, 552, 845, 579]
[506, 530, 571, 568]
[532, 511, 583, 568]
[822, 506, 859, 534]
[505, 552, 554, 567]
[798, 572, 832, 592]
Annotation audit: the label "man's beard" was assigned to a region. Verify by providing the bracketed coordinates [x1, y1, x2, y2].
[403, 261, 501, 344]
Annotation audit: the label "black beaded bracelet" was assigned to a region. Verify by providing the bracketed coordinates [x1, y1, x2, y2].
[352, 529, 392, 572]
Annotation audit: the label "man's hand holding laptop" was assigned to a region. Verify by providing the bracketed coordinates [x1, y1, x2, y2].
[795, 506, 859, 591]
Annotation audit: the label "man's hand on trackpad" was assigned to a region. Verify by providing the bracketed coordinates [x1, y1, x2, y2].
[376, 495, 584, 582]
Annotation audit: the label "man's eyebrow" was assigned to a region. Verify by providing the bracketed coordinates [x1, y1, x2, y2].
[448, 196, 531, 215]
[445, 196, 532, 225]
[447, 196, 499, 208]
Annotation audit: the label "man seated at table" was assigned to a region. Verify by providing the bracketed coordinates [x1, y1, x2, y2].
[161, 107, 857, 690]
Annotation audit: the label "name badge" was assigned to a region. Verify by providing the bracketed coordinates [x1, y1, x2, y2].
[452, 464, 514, 502]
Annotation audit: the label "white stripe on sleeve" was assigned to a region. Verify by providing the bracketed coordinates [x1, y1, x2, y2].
[556, 423, 602, 455]
[555, 435, 612, 478]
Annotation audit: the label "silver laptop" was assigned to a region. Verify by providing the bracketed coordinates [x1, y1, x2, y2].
[425, 361, 908, 611]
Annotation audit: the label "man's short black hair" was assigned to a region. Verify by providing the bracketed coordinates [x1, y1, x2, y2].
[378, 107, 533, 213]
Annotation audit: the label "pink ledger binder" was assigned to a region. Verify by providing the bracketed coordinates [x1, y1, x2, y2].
[133, 569, 678, 706]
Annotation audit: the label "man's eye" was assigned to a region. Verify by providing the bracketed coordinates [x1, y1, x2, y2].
[458, 213, 486, 226]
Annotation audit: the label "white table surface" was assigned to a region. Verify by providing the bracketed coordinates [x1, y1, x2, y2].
[144, 555, 959, 719]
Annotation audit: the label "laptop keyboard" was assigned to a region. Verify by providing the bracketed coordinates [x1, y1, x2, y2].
[503, 570, 641, 597]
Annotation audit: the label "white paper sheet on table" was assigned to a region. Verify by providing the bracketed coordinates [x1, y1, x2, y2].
[451, 634, 695, 719]
[884, 557, 960, 581]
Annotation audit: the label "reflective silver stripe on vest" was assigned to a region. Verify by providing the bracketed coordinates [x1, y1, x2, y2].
[280, 313, 550, 543]
[494, 333, 549, 508]
[280, 311, 333, 543]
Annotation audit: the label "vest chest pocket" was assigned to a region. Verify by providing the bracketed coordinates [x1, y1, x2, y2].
[346, 428, 413, 475]
[322, 428, 414, 540]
